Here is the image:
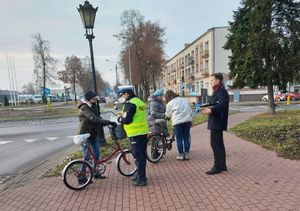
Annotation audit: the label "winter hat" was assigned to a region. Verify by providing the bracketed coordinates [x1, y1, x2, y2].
[84, 91, 97, 101]
[153, 89, 163, 97]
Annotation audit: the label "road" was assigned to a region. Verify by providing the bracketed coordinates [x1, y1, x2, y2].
[0, 113, 112, 177]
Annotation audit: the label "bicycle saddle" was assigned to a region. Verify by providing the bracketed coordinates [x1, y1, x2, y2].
[73, 133, 90, 145]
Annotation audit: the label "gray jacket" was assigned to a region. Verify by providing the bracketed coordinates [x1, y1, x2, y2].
[147, 95, 166, 133]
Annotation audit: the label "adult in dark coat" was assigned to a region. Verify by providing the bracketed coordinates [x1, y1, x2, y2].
[77, 91, 116, 179]
[202, 73, 229, 174]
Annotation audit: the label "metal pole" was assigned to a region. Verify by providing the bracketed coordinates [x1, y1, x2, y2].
[12, 58, 19, 106]
[115, 64, 118, 86]
[7, 56, 13, 105]
[87, 36, 97, 95]
[128, 44, 132, 85]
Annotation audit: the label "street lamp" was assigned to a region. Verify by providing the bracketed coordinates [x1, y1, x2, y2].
[113, 35, 132, 85]
[77, 1, 98, 94]
[105, 59, 119, 86]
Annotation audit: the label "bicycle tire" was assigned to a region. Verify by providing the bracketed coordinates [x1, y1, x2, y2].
[63, 160, 93, 190]
[116, 149, 137, 177]
[146, 134, 165, 163]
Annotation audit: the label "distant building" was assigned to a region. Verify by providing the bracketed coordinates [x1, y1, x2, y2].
[162, 26, 266, 102]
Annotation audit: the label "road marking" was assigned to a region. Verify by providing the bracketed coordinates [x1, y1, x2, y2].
[45, 137, 59, 141]
[0, 141, 13, 145]
[24, 139, 39, 143]
[67, 136, 75, 138]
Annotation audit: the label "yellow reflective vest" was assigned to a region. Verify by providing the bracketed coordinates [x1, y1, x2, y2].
[123, 97, 149, 137]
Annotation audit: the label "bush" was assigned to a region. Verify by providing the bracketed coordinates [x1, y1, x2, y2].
[231, 110, 300, 159]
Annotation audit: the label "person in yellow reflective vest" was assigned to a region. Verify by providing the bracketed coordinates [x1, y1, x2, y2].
[117, 88, 149, 186]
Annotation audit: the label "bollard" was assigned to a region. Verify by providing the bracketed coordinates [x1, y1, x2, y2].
[287, 95, 290, 105]
[47, 101, 52, 109]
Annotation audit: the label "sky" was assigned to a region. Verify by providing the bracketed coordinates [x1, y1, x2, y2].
[0, 0, 241, 91]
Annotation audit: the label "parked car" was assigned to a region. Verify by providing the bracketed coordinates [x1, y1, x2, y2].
[285, 92, 300, 101]
[262, 92, 285, 101]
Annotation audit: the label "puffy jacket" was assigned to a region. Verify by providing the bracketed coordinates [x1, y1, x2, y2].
[147, 95, 166, 133]
[165, 97, 193, 126]
[77, 99, 110, 138]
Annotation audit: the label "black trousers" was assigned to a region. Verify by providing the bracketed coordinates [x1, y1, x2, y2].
[130, 134, 148, 182]
[210, 130, 226, 169]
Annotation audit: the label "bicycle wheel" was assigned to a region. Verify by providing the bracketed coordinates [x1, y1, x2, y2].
[63, 160, 93, 190]
[116, 149, 137, 177]
[146, 134, 164, 163]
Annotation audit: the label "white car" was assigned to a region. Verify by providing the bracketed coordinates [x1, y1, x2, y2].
[262, 92, 285, 101]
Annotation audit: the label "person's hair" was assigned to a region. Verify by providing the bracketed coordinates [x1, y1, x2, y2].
[164, 90, 179, 103]
[211, 73, 224, 82]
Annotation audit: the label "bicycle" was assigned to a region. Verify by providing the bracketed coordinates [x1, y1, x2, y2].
[146, 119, 175, 163]
[62, 124, 136, 190]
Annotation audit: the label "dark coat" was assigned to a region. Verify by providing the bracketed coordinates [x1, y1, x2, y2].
[77, 101, 110, 138]
[207, 86, 229, 131]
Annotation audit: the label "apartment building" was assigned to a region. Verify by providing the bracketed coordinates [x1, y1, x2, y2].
[163, 26, 231, 97]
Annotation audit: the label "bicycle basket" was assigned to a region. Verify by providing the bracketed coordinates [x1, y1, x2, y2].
[109, 124, 127, 140]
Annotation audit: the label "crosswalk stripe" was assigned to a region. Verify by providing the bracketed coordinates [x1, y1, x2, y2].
[0, 141, 13, 145]
[45, 137, 59, 141]
[24, 139, 39, 143]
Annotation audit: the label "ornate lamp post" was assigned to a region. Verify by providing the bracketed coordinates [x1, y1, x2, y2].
[78, 1, 105, 143]
[77, 1, 98, 94]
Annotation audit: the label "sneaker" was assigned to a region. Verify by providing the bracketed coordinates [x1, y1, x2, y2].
[78, 177, 88, 185]
[176, 154, 185, 160]
[184, 153, 189, 160]
[132, 180, 147, 186]
[93, 172, 106, 179]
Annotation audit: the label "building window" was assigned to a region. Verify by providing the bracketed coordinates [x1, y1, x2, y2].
[195, 47, 198, 55]
[200, 81, 204, 88]
[196, 64, 199, 73]
[205, 60, 209, 70]
[196, 82, 200, 92]
[205, 41, 209, 50]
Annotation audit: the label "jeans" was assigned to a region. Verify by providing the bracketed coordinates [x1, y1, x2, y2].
[82, 136, 100, 170]
[130, 134, 148, 182]
[174, 122, 191, 154]
[210, 130, 226, 169]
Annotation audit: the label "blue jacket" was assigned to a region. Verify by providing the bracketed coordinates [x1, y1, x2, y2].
[207, 86, 229, 131]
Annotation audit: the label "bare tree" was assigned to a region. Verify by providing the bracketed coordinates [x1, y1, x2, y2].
[79, 57, 110, 94]
[58, 56, 83, 102]
[21, 82, 35, 94]
[31, 33, 57, 103]
[119, 10, 166, 99]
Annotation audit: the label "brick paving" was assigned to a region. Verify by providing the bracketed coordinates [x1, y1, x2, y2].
[0, 112, 299, 211]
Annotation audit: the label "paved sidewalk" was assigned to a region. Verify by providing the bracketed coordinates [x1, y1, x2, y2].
[0, 112, 299, 211]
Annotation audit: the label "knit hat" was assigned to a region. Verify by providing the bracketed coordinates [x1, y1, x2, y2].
[153, 89, 163, 97]
[84, 91, 97, 101]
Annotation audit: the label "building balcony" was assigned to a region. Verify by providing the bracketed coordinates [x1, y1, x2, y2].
[201, 50, 209, 58]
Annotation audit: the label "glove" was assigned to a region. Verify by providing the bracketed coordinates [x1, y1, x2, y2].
[109, 121, 117, 128]
[103, 120, 110, 126]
